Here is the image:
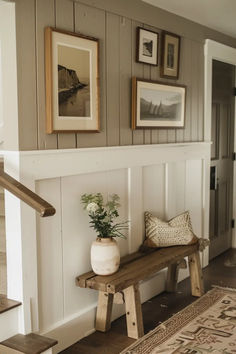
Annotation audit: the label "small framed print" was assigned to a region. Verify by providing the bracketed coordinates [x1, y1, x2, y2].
[132, 77, 186, 129]
[136, 27, 159, 66]
[45, 27, 100, 133]
[161, 31, 181, 79]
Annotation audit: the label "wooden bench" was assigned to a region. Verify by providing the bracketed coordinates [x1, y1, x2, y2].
[76, 243, 204, 339]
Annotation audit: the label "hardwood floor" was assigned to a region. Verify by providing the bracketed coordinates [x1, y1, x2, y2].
[60, 249, 236, 354]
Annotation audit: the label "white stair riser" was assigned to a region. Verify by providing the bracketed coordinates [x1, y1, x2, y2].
[0, 307, 19, 342]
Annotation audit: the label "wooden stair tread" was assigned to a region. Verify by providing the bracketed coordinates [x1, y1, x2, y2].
[0, 295, 21, 314]
[76, 243, 199, 293]
[1, 333, 58, 354]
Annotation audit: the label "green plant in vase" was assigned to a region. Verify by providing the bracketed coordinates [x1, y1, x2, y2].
[81, 193, 128, 275]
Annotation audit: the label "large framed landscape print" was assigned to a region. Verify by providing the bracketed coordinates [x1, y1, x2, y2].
[45, 27, 100, 133]
[132, 78, 186, 129]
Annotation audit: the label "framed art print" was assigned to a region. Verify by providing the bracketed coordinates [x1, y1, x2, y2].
[45, 27, 100, 133]
[161, 31, 181, 79]
[136, 27, 159, 66]
[132, 77, 186, 129]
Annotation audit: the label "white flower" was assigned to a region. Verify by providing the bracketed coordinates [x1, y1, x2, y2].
[86, 202, 99, 214]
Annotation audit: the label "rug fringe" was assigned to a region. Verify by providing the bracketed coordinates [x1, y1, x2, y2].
[212, 285, 236, 292]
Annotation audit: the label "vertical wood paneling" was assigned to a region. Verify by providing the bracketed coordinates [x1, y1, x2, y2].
[106, 13, 120, 146]
[16, 0, 206, 150]
[36, 178, 63, 331]
[119, 17, 133, 146]
[74, 3, 107, 147]
[36, 0, 58, 150]
[131, 21, 144, 145]
[15, 0, 38, 150]
[55, 0, 76, 149]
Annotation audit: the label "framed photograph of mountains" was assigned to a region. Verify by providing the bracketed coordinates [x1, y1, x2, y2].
[45, 27, 100, 133]
[136, 27, 159, 65]
[132, 77, 186, 129]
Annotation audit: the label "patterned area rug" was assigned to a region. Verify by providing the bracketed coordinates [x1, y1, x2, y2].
[121, 287, 236, 353]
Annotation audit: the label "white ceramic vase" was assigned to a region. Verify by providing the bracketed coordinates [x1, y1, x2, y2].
[91, 237, 120, 276]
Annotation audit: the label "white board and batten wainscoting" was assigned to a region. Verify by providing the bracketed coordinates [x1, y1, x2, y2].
[3, 142, 210, 353]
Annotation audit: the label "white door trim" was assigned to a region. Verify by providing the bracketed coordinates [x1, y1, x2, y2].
[204, 39, 236, 248]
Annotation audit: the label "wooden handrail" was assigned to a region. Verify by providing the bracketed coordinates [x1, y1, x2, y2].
[0, 170, 56, 217]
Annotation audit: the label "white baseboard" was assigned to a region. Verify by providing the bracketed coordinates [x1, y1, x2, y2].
[44, 269, 190, 354]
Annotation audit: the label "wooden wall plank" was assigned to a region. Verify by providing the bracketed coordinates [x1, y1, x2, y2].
[198, 44, 204, 141]
[36, 0, 58, 150]
[15, 0, 38, 150]
[106, 12, 120, 146]
[183, 38, 192, 142]
[55, 0, 77, 149]
[149, 25, 160, 145]
[74, 3, 107, 147]
[143, 24, 152, 145]
[176, 37, 186, 142]
[131, 21, 144, 145]
[191, 41, 199, 141]
[119, 17, 133, 146]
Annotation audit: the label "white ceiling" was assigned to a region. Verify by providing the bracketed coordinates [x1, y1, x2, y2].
[142, 0, 236, 39]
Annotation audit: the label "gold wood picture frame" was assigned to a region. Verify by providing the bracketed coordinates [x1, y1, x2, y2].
[45, 27, 100, 133]
[132, 77, 186, 129]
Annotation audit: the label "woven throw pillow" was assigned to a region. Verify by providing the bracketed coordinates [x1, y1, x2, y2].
[143, 211, 198, 248]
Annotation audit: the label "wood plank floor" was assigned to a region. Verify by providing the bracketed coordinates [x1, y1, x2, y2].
[60, 249, 236, 354]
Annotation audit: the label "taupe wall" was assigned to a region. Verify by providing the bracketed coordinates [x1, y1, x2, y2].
[15, 0, 236, 150]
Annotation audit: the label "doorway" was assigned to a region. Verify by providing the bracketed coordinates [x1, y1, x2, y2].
[204, 39, 236, 266]
[209, 60, 235, 260]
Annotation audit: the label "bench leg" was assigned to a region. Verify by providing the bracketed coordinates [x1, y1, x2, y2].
[188, 251, 204, 297]
[166, 263, 179, 292]
[123, 283, 144, 339]
[167, 259, 187, 292]
[96, 291, 114, 332]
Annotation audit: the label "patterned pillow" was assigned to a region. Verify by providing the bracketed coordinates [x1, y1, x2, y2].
[143, 211, 198, 248]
